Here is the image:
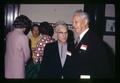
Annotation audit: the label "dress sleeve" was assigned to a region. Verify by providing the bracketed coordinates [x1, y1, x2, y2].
[22, 36, 30, 63]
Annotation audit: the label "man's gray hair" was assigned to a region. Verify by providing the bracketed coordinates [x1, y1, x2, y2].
[75, 9, 89, 23]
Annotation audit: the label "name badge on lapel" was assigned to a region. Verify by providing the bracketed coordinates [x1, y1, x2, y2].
[80, 44, 87, 50]
[66, 51, 72, 56]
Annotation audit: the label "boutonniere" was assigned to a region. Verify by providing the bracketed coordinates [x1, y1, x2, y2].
[66, 51, 72, 56]
[80, 44, 88, 50]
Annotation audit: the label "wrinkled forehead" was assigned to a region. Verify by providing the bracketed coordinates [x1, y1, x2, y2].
[72, 14, 81, 22]
[57, 25, 67, 31]
[56, 25, 67, 31]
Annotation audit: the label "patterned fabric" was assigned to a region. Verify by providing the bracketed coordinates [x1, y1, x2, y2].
[34, 35, 55, 64]
[29, 35, 41, 49]
[29, 35, 41, 60]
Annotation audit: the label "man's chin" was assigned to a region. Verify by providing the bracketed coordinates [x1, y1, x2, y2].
[76, 31, 81, 35]
[60, 41, 67, 44]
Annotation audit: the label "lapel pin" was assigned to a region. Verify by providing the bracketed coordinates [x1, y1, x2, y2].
[80, 44, 87, 50]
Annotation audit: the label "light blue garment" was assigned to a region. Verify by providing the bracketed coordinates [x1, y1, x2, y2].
[58, 42, 67, 67]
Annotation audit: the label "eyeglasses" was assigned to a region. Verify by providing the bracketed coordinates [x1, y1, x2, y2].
[57, 32, 68, 34]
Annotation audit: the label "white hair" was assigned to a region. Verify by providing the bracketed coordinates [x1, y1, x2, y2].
[55, 21, 68, 32]
[74, 10, 89, 23]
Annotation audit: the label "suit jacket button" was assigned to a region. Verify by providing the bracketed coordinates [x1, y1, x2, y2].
[79, 50, 81, 53]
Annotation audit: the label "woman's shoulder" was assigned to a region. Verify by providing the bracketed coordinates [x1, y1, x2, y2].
[45, 41, 57, 47]
[40, 35, 54, 41]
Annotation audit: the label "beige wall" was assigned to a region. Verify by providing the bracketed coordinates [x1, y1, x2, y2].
[20, 4, 84, 40]
[20, 4, 84, 24]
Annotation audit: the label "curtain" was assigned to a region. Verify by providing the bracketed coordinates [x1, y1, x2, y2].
[84, 4, 105, 40]
[4, 4, 20, 35]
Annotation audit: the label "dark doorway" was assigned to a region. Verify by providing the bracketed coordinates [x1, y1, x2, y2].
[84, 4, 105, 40]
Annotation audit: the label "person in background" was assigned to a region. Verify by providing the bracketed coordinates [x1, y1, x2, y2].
[34, 21, 55, 64]
[25, 24, 41, 78]
[38, 21, 74, 78]
[5, 15, 32, 79]
[70, 10, 115, 78]
[29, 24, 41, 61]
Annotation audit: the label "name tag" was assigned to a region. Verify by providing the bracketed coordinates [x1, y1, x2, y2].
[80, 44, 87, 50]
[80, 75, 90, 79]
[66, 51, 72, 56]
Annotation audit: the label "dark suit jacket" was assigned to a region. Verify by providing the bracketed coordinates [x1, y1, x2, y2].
[38, 41, 73, 78]
[70, 30, 115, 78]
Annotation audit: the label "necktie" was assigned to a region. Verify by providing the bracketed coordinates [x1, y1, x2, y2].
[61, 45, 63, 58]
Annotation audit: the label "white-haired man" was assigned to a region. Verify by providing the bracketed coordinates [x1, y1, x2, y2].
[70, 10, 114, 78]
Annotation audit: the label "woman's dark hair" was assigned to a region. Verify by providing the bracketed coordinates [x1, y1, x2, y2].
[40, 21, 54, 37]
[13, 15, 32, 35]
[31, 24, 40, 32]
[13, 15, 32, 29]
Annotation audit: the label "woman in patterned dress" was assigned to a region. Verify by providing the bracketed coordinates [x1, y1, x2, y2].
[34, 22, 55, 64]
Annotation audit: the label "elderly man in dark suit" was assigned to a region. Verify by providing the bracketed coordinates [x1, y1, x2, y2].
[38, 21, 73, 79]
[70, 10, 115, 79]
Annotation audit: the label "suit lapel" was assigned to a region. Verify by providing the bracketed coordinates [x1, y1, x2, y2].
[63, 54, 71, 68]
[55, 41, 63, 70]
[62, 43, 72, 69]
[75, 30, 90, 50]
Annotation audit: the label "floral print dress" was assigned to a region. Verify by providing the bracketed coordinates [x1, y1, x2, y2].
[34, 35, 55, 64]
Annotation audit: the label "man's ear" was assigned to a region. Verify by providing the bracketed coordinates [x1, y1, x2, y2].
[81, 19, 88, 27]
[23, 28, 25, 31]
[84, 19, 88, 26]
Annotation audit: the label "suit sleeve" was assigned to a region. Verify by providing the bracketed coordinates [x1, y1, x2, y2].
[38, 44, 50, 78]
[100, 41, 115, 77]
[93, 40, 114, 78]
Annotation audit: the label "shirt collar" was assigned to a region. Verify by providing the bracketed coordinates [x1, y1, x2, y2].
[31, 35, 40, 40]
[58, 41, 67, 47]
[79, 28, 89, 41]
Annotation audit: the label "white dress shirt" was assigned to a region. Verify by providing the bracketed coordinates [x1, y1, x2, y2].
[78, 28, 89, 42]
